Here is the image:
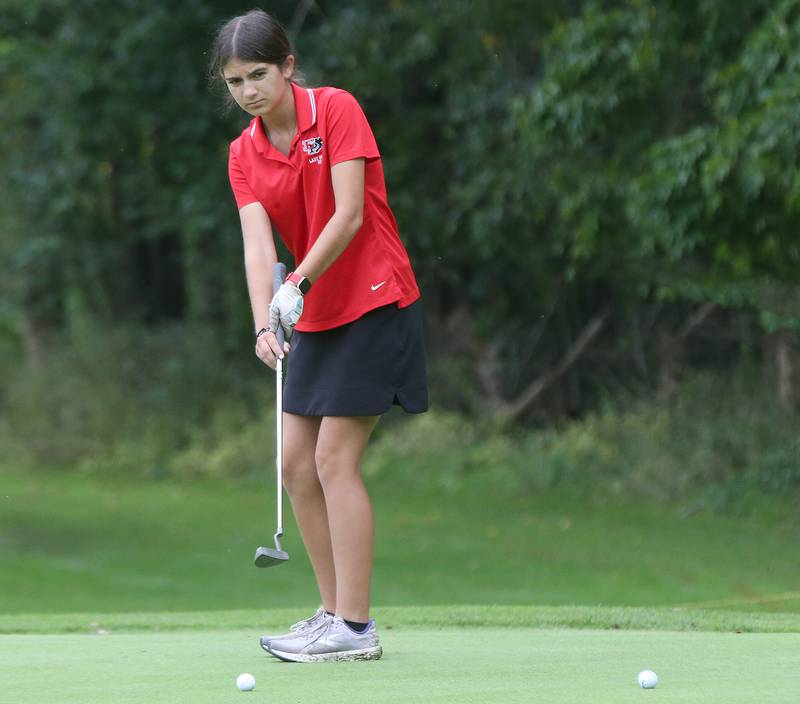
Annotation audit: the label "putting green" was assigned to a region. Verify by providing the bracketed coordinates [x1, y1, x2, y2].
[1, 627, 797, 703]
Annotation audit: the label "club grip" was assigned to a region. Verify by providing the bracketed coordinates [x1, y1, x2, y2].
[273, 263, 288, 347]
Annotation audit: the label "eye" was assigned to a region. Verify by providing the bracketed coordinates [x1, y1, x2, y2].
[252, 71, 266, 79]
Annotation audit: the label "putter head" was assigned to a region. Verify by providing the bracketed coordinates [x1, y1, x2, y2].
[254, 546, 289, 567]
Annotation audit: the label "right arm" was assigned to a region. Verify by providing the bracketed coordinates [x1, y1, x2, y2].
[238, 202, 287, 368]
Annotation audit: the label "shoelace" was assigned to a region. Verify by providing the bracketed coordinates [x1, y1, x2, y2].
[296, 616, 334, 641]
[302, 618, 333, 640]
[303, 615, 336, 644]
[291, 610, 325, 632]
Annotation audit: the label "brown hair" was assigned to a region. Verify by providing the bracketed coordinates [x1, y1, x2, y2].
[208, 9, 303, 110]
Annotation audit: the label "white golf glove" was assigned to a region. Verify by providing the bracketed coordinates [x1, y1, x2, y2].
[269, 282, 304, 340]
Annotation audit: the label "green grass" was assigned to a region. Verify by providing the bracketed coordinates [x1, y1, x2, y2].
[1, 466, 799, 615]
[3, 466, 799, 703]
[2, 605, 800, 635]
[1, 623, 798, 703]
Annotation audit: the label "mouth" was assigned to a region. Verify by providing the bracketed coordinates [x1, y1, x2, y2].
[248, 99, 265, 108]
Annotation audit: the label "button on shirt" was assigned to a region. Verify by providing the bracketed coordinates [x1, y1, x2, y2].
[228, 82, 420, 332]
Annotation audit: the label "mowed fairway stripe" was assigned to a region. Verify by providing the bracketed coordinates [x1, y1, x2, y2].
[0, 628, 798, 704]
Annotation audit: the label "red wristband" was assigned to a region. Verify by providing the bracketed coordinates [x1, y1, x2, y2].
[286, 271, 312, 295]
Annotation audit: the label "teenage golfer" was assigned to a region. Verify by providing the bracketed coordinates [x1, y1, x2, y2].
[211, 9, 428, 662]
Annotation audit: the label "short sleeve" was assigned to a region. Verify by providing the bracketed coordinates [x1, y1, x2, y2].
[228, 146, 259, 209]
[324, 90, 380, 166]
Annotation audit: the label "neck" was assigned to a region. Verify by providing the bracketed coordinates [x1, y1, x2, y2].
[261, 80, 297, 134]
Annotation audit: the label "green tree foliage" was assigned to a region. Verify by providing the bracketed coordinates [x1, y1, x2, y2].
[0, 0, 268, 346]
[1, 0, 798, 417]
[516, 0, 800, 324]
[300, 0, 602, 412]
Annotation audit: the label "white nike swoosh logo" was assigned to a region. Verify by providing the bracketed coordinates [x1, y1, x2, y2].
[371, 281, 386, 291]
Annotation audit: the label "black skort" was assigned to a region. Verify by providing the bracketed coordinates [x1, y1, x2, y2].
[283, 299, 428, 417]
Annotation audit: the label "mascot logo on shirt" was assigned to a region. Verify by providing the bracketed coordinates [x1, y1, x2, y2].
[302, 137, 323, 156]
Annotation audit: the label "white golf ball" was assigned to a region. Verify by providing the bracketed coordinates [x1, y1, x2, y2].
[236, 673, 256, 691]
[637, 670, 658, 689]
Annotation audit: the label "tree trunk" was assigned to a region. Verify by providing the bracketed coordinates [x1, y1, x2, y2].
[766, 329, 798, 409]
[656, 302, 717, 401]
[496, 310, 608, 423]
[21, 310, 46, 369]
[656, 328, 681, 401]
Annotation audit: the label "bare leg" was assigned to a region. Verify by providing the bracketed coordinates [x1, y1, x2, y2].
[281, 412, 336, 614]
[314, 415, 380, 623]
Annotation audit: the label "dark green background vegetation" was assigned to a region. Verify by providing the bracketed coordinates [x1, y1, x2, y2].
[1, 0, 798, 516]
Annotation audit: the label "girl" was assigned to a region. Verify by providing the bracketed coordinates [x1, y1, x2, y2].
[210, 10, 427, 662]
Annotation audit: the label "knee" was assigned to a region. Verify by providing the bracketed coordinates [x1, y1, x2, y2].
[314, 445, 356, 487]
[282, 450, 319, 496]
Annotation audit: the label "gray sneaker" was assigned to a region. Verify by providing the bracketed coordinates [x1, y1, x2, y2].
[259, 607, 332, 653]
[267, 615, 382, 662]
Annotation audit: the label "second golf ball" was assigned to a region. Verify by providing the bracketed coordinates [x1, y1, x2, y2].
[637, 670, 658, 689]
[236, 673, 256, 691]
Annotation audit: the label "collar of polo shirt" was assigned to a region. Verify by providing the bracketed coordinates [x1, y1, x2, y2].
[248, 82, 317, 156]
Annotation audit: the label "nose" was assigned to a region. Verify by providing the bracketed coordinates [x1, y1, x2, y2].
[243, 81, 258, 99]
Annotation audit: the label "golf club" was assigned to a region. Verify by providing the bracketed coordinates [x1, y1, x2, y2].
[254, 262, 290, 568]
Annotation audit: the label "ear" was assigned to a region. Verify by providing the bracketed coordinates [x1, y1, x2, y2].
[281, 55, 295, 80]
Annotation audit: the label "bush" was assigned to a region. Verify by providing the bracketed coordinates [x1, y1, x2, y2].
[169, 402, 276, 478]
[365, 373, 799, 516]
[2, 327, 796, 518]
[0, 323, 260, 477]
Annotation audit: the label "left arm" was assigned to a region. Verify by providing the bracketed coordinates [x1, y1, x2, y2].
[268, 158, 365, 339]
[295, 158, 365, 283]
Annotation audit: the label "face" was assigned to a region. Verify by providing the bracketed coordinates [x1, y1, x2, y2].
[222, 57, 294, 117]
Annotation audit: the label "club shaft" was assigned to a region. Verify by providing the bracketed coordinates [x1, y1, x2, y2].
[275, 355, 283, 545]
[272, 261, 287, 552]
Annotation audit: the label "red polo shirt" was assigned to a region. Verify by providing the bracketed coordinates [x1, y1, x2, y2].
[228, 82, 420, 332]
